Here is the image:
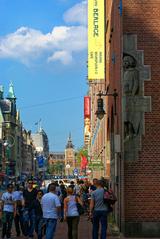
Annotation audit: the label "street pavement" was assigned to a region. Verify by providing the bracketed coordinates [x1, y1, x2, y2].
[7, 215, 159, 239]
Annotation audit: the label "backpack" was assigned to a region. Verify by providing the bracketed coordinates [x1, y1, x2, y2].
[104, 189, 117, 205]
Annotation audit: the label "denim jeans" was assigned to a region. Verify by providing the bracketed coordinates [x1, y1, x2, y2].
[23, 208, 35, 237]
[2, 211, 14, 239]
[35, 216, 44, 239]
[14, 210, 25, 236]
[92, 210, 108, 239]
[43, 218, 57, 239]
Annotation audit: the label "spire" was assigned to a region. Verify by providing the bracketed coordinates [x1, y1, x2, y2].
[7, 82, 16, 100]
[66, 133, 74, 149]
[0, 85, 4, 99]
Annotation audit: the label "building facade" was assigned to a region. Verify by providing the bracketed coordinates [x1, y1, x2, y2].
[32, 128, 49, 174]
[88, 0, 160, 237]
[65, 134, 75, 176]
[48, 152, 65, 176]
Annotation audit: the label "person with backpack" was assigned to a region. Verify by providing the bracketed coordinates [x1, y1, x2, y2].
[89, 180, 109, 239]
[64, 187, 83, 239]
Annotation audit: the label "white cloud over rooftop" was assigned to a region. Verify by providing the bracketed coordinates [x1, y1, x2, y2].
[0, 1, 87, 65]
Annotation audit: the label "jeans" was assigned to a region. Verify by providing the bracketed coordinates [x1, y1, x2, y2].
[43, 218, 57, 239]
[14, 210, 25, 236]
[2, 211, 14, 239]
[35, 216, 44, 239]
[92, 210, 108, 239]
[67, 216, 79, 239]
[23, 208, 35, 237]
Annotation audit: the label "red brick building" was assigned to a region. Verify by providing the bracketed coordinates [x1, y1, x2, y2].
[89, 0, 160, 237]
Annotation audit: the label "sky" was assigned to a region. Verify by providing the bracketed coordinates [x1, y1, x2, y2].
[0, 0, 88, 151]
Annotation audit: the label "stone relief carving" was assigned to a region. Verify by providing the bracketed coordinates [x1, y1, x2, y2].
[123, 34, 151, 160]
[123, 55, 141, 141]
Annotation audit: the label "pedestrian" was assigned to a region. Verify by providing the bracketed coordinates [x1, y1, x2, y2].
[0, 183, 16, 239]
[13, 184, 25, 237]
[64, 187, 83, 239]
[33, 190, 44, 239]
[41, 183, 61, 239]
[89, 178, 98, 193]
[23, 179, 37, 238]
[59, 183, 67, 221]
[74, 180, 81, 196]
[89, 179, 109, 239]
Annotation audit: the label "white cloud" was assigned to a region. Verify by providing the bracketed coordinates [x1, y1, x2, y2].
[0, 1, 87, 65]
[48, 51, 73, 65]
[63, 1, 87, 26]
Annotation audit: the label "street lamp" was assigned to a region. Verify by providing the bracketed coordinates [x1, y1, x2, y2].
[2, 135, 15, 177]
[95, 89, 118, 120]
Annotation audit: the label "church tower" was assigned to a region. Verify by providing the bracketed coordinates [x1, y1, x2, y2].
[65, 133, 75, 176]
[7, 82, 17, 119]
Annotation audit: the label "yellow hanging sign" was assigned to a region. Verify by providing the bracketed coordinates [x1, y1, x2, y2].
[88, 0, 105, 80]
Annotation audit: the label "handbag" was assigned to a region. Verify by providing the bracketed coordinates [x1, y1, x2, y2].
[104, 189, 117, 205]
[76, 202, 84, 215]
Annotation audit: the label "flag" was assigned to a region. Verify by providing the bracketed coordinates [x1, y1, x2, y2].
[37, 155, 44, 168]
[80, 154, 88, 170]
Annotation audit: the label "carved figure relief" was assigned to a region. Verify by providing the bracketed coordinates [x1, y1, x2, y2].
[123, 55, 141, 140]
[123, 34, 151, 161]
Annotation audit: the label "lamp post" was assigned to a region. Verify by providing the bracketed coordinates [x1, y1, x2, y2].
[2, 135, 15, 178]
[95, 89, 118, 120]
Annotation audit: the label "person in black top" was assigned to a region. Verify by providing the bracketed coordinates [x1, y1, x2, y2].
[33, 190, 44, 239]
[23, 179, 37, 238]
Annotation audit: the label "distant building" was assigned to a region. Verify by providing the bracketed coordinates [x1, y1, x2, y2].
[32, 128, 49, 173]
[0, 83, 20, 177]
[48, 152, 65, 176]
[65, 134, 75, 176]
[21, 130, 34, 175]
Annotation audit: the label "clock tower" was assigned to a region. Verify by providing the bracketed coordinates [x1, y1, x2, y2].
[65, 133, 75, 176]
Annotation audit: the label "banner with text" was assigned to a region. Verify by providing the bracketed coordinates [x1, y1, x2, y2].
[88, 0, 105, 80]
[84, 96, 91, 145]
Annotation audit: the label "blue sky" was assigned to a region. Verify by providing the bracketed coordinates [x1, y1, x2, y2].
[0, 0, 88, 151]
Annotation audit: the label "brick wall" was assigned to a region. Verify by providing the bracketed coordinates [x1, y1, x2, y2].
[122, 0, 160, 236]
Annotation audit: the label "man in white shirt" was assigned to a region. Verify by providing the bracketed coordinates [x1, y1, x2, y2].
[41, 183, 61, 239]
[0, 183, 16, 239]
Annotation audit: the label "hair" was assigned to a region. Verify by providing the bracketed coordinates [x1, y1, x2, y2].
[97, 180, 105, 188]
[67, 187, 74, 195]
[27, 179, 33, 183]
[37, 190, 44, 196]
[7, 183, 13, 189]
[93, 178, 98, 182]
[48, 183, 56, 192]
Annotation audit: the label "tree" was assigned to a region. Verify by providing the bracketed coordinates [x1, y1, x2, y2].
[76, 147, 88, 164]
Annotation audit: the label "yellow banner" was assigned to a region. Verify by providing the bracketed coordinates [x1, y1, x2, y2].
[88, 0, 105, 80]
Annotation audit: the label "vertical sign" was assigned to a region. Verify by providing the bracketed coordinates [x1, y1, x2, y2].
[84, 97, 91, 145]
[88, 0, 105, 80]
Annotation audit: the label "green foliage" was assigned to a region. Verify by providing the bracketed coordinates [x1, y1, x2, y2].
[48, 161, 65, 175]
[76, 146, 88, 163]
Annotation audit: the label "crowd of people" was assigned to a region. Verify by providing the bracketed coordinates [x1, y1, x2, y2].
[0, 177, 114, 239]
